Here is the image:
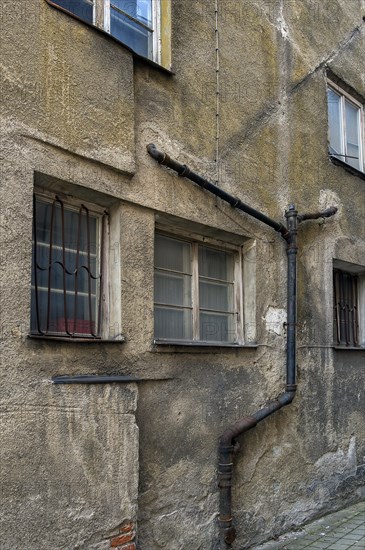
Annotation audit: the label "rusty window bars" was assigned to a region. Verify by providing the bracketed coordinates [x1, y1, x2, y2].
[333, 269, 359, 347]
[31, 194, 106, 338]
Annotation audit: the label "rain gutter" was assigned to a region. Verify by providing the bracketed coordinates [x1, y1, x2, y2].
[147, 143, 337, 547]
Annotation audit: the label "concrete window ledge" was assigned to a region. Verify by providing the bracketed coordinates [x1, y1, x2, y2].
[153, 339, 258, 350]
[333, 345, 365, 351]
[330, 155, 365, 180]
[28, 334, 125, 344]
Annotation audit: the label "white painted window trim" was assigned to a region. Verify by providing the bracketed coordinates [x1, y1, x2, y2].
[103, 0, 161, 63]
[154, 229, 256, 345]
[152, 0, 161, 65]
[327, 79, 365, 173]
[91, 0, 96, 26]
[103, 0, 110, 32]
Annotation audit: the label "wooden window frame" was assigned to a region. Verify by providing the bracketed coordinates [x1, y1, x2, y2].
[327, 80, 365, 173]
[154, 230, 246, 346]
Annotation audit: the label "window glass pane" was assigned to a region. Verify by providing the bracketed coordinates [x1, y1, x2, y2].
[110, 6, 152, 58]
[199, 246, 234, 281]
[155, 235, 191, 273]
[35, 201, 98, 254]
[154, 306, 192, 340]
[112, 0, 152, 27]
[53, 0, 94, 23]
[345, 100, 360, 169]
[31, 288, 97, 334]
[200, 312, 235, 342]
[199, 280, 233, 312]
[327, 88, 343, 156]
[154, 272, 191, 307]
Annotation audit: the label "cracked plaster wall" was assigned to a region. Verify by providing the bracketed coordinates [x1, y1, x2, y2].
[0, 1, 364, 549]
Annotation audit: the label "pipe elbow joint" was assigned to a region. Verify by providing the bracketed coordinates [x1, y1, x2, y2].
[278, 389, 296, 407]
[147, 143, 165, 164]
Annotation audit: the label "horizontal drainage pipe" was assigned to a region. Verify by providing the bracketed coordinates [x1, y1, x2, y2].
[52, 375, 173, 384]
[147, 144, 288, 238]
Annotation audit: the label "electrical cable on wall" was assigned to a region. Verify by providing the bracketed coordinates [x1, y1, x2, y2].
[215, 0, 220, 185]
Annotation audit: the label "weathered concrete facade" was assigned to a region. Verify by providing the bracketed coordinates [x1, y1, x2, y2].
[0, 1, 364, 549]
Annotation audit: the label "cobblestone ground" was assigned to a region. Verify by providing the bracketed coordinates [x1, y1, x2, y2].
[252, 502, 365, 550]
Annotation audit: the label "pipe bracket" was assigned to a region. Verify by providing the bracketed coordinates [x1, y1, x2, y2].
[224, 527, 237, 545]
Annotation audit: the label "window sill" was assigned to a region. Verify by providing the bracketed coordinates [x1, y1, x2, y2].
[28, 334, 125, 343]
[153, 339, 257, 349]
[45, 0, 174, 75]
[333, 345, 365, 351]
[52, 375, 173, 383]
[329, 155, 365, 181]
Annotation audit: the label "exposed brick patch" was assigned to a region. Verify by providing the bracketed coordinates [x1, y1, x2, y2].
[119, 522, 134, 534]
[110, 521, 135, 549]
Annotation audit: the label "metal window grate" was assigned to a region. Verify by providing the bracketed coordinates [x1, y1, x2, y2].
[333, 269, 359, 346]
[31, 194, 106, 338]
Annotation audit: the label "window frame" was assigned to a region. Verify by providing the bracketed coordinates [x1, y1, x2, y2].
[327, 80, 365, 173]
[333, 260, 365, 349]
[30, 189, 109, 340]
[154, 230, 246, 346]
[104, 1, 161, 64]
[45, 0, 167, 68]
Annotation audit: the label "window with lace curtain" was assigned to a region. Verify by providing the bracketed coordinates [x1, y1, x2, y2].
[154, 233, 245, 345]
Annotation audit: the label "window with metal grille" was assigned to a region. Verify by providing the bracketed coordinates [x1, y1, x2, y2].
[154, 233, 244, 344]
[333, 269, 359, 347]
[31, 194, 107, 338]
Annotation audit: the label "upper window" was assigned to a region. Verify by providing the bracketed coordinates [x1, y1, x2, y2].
[47, 0, 165, 65]
[52, 0, 94, 23]
[154, 233, 245, 345]
[333, 261, 365, 348]
[327, 81, 364, 172]
[31, 193, 107, 339]
[106, 1, 158, 60]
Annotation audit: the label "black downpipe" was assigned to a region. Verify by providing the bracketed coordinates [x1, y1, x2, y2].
[146, 144, 337, 548]
[286, 205, 298, 389]
[218, 205, 298, 547]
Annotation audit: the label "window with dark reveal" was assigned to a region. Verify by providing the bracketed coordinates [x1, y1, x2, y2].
[333, 269, 359, 347]
[31, 194, 107, 338]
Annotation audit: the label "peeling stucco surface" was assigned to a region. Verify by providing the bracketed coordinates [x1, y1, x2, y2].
[0, 1, 364, 549]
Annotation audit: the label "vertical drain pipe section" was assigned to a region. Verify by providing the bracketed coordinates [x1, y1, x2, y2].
[218, 204, 298, 547]
[146, 144, 337, 548]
